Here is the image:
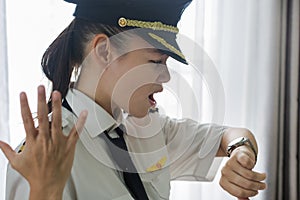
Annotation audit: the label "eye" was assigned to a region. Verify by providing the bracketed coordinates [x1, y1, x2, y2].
[150, 60, 163, 64]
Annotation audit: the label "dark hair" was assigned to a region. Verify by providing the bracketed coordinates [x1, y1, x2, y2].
[41, 18, 125, 112]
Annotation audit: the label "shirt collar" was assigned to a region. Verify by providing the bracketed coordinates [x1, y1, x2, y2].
[65, 89, 124, 138]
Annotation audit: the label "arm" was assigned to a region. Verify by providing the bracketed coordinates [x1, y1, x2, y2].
[217, 128, 267, 200]
[0, 86, 87, 200]
[217, 128, 258, 158]
[163, 117, 226, 181]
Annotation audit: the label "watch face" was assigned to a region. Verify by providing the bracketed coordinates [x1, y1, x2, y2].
[226, 137, 248, 157]
[226, 137, 257, 162]
[228, 137, 247, 147]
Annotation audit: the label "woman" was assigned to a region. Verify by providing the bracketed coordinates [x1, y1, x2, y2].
[0, 0, 266, 199]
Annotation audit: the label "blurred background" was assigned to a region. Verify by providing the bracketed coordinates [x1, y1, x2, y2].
[0, 0, 299, 199]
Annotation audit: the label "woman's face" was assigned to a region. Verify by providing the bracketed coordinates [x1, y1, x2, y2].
[99, 37, 171, 118]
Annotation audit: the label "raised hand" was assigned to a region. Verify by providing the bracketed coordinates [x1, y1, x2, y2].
[219, 145, 267, 199]
[0, 85, 87, 200]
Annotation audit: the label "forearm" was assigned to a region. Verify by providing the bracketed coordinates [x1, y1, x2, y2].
[216, 128, 258, 157]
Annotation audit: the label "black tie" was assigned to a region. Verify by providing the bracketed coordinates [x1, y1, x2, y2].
[62, 100, 149, 199]
[103, 127, 149, 200]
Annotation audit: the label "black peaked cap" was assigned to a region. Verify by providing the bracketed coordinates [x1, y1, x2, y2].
[64, 0, 192, 64]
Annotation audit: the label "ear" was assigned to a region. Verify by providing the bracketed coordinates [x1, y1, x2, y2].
[92, 34, 111, 64]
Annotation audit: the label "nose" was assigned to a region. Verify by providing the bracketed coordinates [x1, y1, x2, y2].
[156, 64, 170, 83]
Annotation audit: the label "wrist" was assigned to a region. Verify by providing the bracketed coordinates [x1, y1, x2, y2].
[226, 137, 257, 162]
[29, 184, 64, 200]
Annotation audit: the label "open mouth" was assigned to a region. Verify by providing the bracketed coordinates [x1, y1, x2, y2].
[148, 93, 157, 106]
[148, 86, 163, 107]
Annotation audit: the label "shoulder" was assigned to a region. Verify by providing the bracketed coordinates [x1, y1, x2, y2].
[16, 107, 75, 154]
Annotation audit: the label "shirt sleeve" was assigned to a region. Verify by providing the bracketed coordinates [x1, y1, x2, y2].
[161, 116, 227, 181]
[6, 163, 30, 200]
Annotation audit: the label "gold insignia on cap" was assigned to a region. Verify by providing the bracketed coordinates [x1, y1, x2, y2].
[148, 33, 185, 60]
[118, 17, 179, 33]
[118, 17, 127, 27]
[146, 156, 167, 172]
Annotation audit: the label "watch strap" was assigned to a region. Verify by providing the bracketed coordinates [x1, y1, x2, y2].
[226, 137, 257, 162]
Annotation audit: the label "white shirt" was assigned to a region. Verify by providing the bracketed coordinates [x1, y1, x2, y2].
[6, 89, 226, 200]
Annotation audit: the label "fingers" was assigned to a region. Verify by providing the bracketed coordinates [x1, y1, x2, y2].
[68, 110, 88, 146]
[234, 146, 256, 169]
[220, 155, 267, 198]
[231, 162, 266, 183]
[0, 140, 17, 164]
[37, 85, 50, 139]
[220, 173, 259, 198]
[20, 92, 36, 141]
[230, 153, 266, 183]
[222, 163, 266, 191]
[51, 91, 62, 143]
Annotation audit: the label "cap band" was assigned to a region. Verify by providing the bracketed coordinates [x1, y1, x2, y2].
[118, 17, 179, 33]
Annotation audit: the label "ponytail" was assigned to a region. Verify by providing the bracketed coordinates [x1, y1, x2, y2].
[41, 18, 126, 112]
[42, 20, 77, 112]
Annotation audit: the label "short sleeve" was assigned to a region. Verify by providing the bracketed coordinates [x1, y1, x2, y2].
[162, 116, 227, 181]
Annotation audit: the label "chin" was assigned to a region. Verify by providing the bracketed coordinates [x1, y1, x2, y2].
[130, 112, 148, 118]
[128, 108, 149, 118]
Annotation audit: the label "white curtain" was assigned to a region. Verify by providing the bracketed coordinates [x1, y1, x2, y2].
[0, 0, 9, 199]
[171, 0, 299, 199]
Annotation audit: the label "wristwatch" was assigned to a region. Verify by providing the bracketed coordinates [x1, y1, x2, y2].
[226, 137, 257, 162]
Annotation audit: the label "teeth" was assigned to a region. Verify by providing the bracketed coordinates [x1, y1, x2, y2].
[148, 93, 156, 104]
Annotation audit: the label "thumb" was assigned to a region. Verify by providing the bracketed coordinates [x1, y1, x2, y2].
[0, 140, 17, 163]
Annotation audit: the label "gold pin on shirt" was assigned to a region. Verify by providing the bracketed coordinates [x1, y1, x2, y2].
[146, 156, 167, 172]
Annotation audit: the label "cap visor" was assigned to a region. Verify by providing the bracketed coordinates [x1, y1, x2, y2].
[133, 29, 188, 65]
